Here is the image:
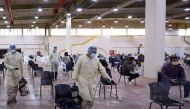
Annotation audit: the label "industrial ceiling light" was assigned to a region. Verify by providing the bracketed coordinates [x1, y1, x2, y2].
[0, 7, 4, 11]
[168, 24, 172, 27]
[97, 16, 102, 20]
[87, 20, 91, 24]
[35, 16, 39, 19]
[114, 20, 118, 23]
[128, 15, 133, 19]
[7, 25, 10, 28]
[168, 28, 173, 30]
[32, 21, 36, 24]
[166, 20, 169, 23]
[140, 19, 145, 23]
[36, 27, 39, 29]
[185, 16, 190, 20]
[77, 8, 83, 12]
[38, 8, 43, 12]
[113, 8, 119, 12]
[78, 24, 82, 27]
[184, 8, 190, 11]
[31, 25, 34, 27]
[5, 21, 8, 24]
[43, 0, 48, 1]
[61, 21, 65, 24]
[125, 25, 129, 28]
[182, 0, 188, 2]
[3, 15, 6, 20]
[92, 0, 97, 2]
[56, 25, 59, 28]
[102, 25, 106, 28]
[67, 13, 71, 16]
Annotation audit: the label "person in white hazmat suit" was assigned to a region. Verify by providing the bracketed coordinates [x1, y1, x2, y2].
[72, 46, 111, 109]
[4, 45, 23, 105]
[49, 46, 60, 80]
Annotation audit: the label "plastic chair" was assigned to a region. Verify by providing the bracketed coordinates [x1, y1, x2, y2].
[40, 71, 54, 99]
[99, 68, 118, 99]
[0, 64, 5, 78]
[149, 82, 184, 109]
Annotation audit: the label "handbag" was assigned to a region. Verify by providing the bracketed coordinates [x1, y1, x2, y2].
[18, 77, 30, 96]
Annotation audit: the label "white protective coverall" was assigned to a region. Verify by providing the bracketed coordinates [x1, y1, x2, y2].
[72, 55, 110, 101]
[49, 52, 60, 72]
[4, 52, 23, 100]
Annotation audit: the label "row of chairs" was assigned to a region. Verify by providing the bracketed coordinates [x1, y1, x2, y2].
[28, 60, 54, 99]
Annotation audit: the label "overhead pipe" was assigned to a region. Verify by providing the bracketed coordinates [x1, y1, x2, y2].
[4, 0, 14, 25]
[53, 0, 66, 14]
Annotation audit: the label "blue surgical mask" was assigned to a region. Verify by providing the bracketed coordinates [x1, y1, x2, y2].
[90, 53, 96, 58]
[11, 49, 16, 54]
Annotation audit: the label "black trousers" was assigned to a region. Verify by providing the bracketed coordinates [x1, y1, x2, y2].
[126, 73, 140, 81]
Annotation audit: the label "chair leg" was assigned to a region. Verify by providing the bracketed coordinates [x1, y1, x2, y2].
[166, 106, 168, 109]
[115, 85, 118, 99]
[124, 76, 126, 86]
[110, 85, 112, 96]
[103, 85, 106, 99]
[52, 84, 54, 98]
[149, 102, 153, 109]
[99, 83, 101, 97]
[118, 75, 121, 83]
[3, 71, 4, 78]
[179, 85, 182, 98]
[160, 105, 163, 109]
[40, 85, 42, 99]
[179, 106, 181, 109]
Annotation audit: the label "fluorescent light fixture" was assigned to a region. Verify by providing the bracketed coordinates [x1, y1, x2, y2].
[36, 27, 39, 29]
[3, 16, 6, 20]
[125, 25, 129, 28]
[38, 8, 43, 12]
[32, 21, 36, 24]
[43, 0, 48, 1]
[87, 20, 91, 24]
[182, 0, 188, 2]
[61, 21, 65, 24]
[168, 28, 172, 30]
[166, 20, 169, 23]
[168, 24, 172, 27]
[102, 25, 106, 28]
[56, 25, 59, 28]
[114, 20, 118, 23]
[128, 15, 132, 19]
[140, 19, 144, 23]
[184, 8, 190, 11]
[78, 25, 82, 27]
[31, 25, 34, 27]
[97, 16, 102, 20]
[185, 17, 190, 20]
[67, 13, 71, 16]
[113, 8, 119, 12]
[77, 8, 83, 12]
[0, 7, 3, 11]
[92, 0, 97, 2]
[5, 21, 8, 24]
[7, 25, 10, 28]
[35, 16, 39, 19]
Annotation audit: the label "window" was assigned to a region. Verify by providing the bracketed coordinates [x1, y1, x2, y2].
[127, 29, 145, 35]
[77, 28, 101, 36]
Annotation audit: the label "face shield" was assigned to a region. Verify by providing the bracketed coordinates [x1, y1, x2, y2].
[9, 45, 16, 54]
[88, 46, 97, 58]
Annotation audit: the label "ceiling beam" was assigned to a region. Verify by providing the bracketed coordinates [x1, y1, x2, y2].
[167, 13, 190, 19]
[167, 0, 190, 8]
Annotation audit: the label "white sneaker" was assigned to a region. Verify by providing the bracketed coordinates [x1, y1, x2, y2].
[183, 97, 190, 103]
[128, 82, 132, 86]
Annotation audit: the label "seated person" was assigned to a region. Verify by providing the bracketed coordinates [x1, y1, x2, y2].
[161, 56, 190, 102]
[122, 57, 140, 84]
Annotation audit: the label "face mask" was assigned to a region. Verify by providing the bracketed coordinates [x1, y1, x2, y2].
[53, 50, 57, 53]
[90, 53, 96, 58]
[172, 62, 178, 66]
[11, 49, 16, 54]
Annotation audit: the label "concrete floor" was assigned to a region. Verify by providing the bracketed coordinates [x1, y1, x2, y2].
[0, 63, 190, 109]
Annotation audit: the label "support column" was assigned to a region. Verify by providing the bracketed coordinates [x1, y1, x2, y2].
[144, 0, 166, 78]
[66, 13, 72, 54]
